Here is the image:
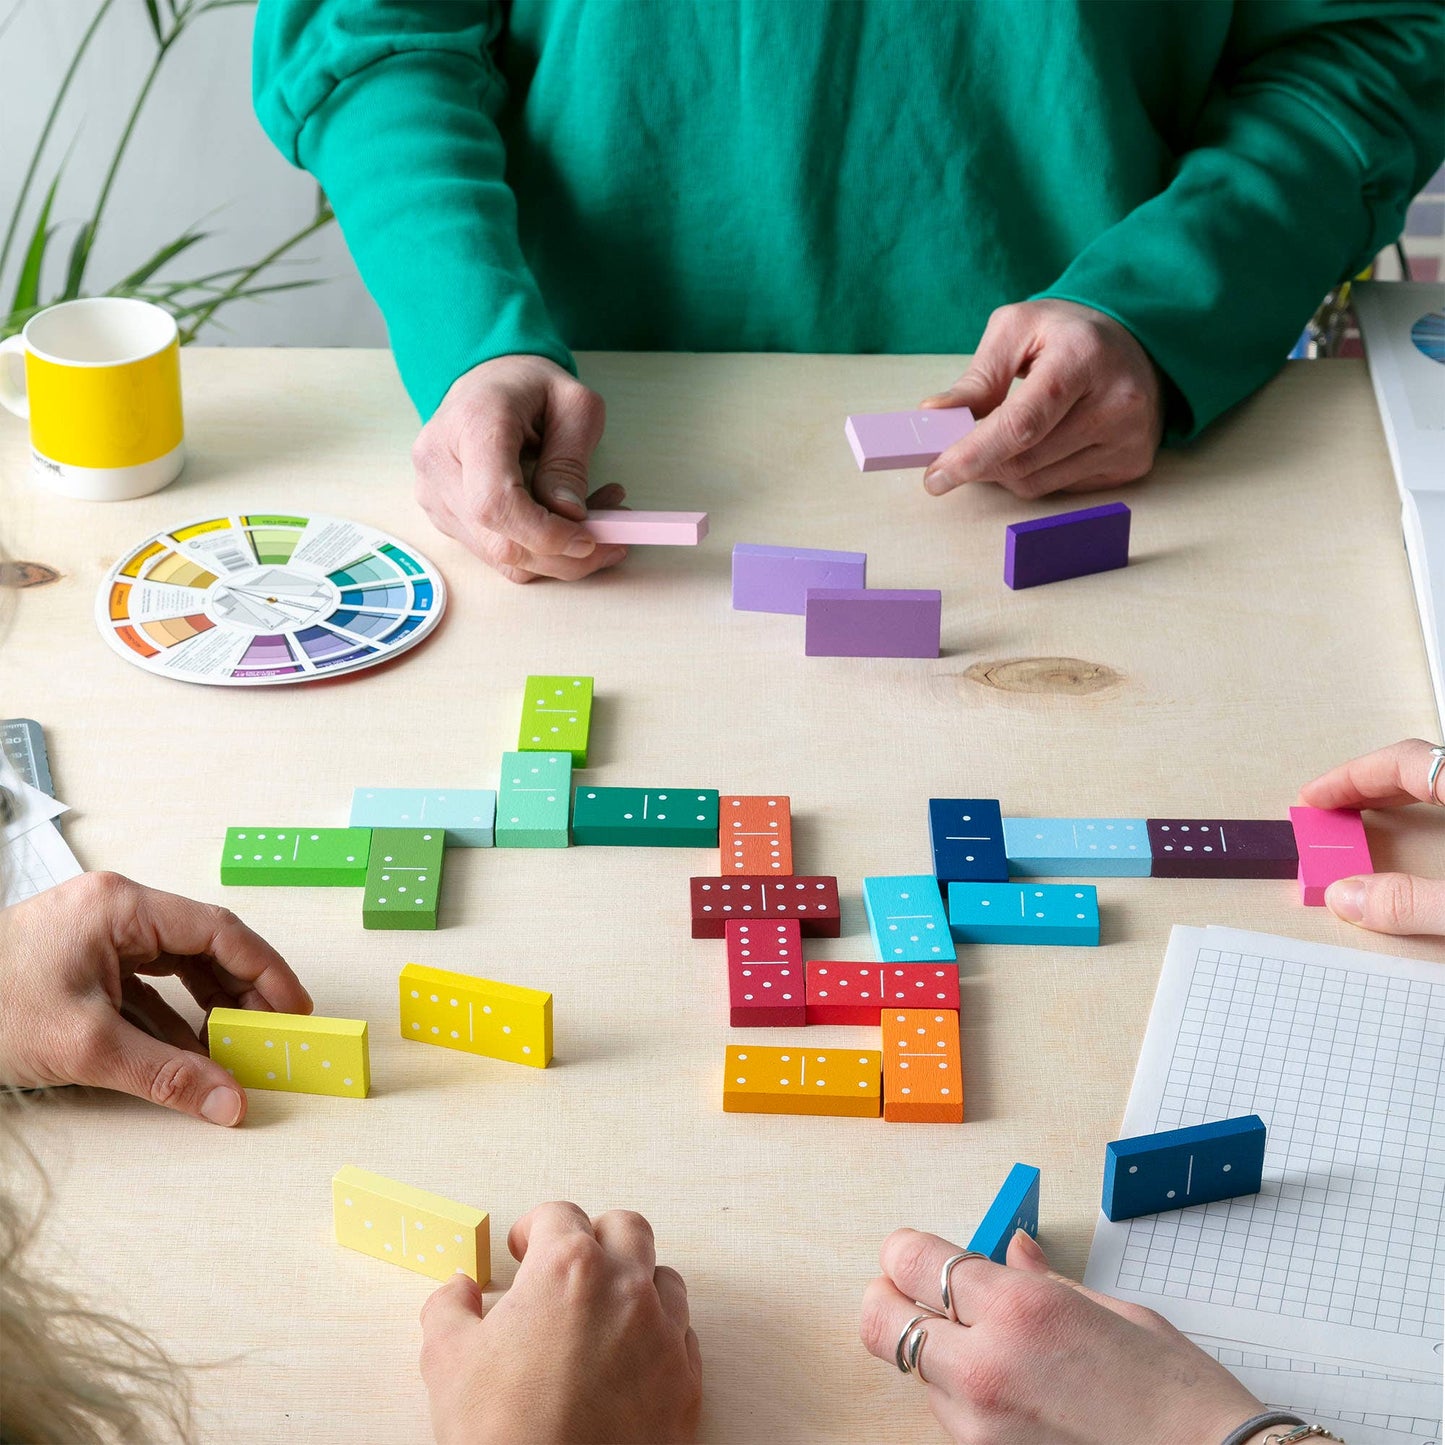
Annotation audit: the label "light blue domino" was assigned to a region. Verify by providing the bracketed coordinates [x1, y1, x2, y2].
[947, 882, 1099, 945]
[350, 787, 497, 848]
[1002, 818, 1151, 877]
[862, 874, 956, 962]
[968, 1163, 1040, 1263]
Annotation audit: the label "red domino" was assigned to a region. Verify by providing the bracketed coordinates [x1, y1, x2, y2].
[690, 875, 841, 939]
[726, 919, 806, 1026]
[806, 961, 960, 1025]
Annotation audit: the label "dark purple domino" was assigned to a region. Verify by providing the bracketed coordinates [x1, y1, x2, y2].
[1004, 502, 1130, 589]
[1146, 820, 1299, 879]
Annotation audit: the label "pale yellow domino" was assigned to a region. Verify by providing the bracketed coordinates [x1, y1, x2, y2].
[332, 1166, 490, 1284]
[399, 963, 552, 1068]
[208, 1007, 369, 1098]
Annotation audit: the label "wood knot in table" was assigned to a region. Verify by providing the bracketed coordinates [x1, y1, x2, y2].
[963, 657, 1122, 695]
[0, 561, 59, 588]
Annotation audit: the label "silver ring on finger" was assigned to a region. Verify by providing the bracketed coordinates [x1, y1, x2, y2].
[1427, 745, 1445, 805]
[939, 1250, 988, 1324]
[895, 1313, 931, 1383]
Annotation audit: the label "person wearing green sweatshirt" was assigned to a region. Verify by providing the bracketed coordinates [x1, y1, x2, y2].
[253, 1, 1441, 583]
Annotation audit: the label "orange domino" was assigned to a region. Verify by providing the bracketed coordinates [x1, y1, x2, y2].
[723, 1044, 880, 1118]
[720, 795, 793, 874]
[882, 1008, 963, 1123]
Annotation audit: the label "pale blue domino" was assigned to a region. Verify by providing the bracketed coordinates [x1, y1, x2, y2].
[947, 882, 1099, 945]
[968, 1163, 1041, 1263]
[1002, 818, 1151, 877]
[862, 874, 956, 962]
[350, 787, 497, 848]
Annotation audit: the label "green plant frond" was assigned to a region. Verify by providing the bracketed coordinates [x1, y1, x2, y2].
[10, 172, 61, 315]
[116, 228, 211, 289]
[61, 220, 95, 301]
[141, 0, 163, 44]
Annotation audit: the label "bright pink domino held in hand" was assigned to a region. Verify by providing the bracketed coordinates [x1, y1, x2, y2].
[1288, 805, 1372, 906]
[582, 510, 709, 545]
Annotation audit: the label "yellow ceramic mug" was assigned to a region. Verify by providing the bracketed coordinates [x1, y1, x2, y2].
[0, 297, 184, 500]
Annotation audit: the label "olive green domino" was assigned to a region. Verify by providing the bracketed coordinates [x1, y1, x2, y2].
[363, 828, 446, 930]
[221, 828, 372, 886]
[518, 675, 593, 766]
[571, 787, 719, 847]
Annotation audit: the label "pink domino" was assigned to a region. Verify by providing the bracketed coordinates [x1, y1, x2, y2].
[725, 919, 806, 1027]
[1288, 806, 1373, 906]
[582, 510, 709, 545]
[844, 408, 975, 471]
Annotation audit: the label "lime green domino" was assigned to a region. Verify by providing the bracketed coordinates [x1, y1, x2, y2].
[518, 675, 593, 765]
[495, 751, 572, 848]
[363, 827, 445, 930]
[221, 827, 371, 886]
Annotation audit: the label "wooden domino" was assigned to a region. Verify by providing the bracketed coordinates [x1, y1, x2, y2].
[882, 1008, 963, 1123]
[946, 882, 1099, 946]
[582, 510, 709, 545]
[1103, 1115, 1266, 1221]
[1288, 806, 1373, 905]
[844, 407, 975, 471]
[968, 1163, 1040, 1262]
[571, 786, 719, 847]
[1004, 502, 1130, 589]
[929, 798, 1009, 884]
[862, 875, 956, 962]
[399, 963, 552, 1067]
[1002, 817, 1151, 877]
[719, 795, 793, 874]
[496, 750, 572, 848]
[803, 588, 941, 659]
[350, 788, 496, 848]
[333, 1166, 490, 1283]
[690, 875, 841, 938]
[723, 1044, 881, 1117]
[363, 827, 445, 931]
[726, 919, 805, 1026]
[221, 827, 371, 886]
[208, 1007, 369, 1098]
[519, 675, 593, 765]
[805, 962, 959, 1025]
[1146, 819, 1297, 879]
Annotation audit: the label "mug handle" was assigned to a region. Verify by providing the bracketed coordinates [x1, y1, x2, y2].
[0, 334, 29, 419]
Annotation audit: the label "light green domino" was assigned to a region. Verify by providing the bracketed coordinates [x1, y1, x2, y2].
[363, 827, 446, 930]
[221, 828, 372, 886]
[571, 787, 719, 846]
[495, 751, 572, 848]
[518, 675, 593, 766]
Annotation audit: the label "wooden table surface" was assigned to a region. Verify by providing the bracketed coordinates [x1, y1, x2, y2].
[2, 349, 1441, 1444]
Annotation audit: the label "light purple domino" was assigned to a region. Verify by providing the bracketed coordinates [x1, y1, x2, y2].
[803, 589, 942, 658]
[844, 408, 976, 471]
[731, 543, 868, 614]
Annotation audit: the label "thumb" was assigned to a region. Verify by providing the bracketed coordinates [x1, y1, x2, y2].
[921, 309, 1029, 418]
[75, 1010, 246, 1126]
[1005, 1229, 1050, 1273]
[1325, 873, 1445, 936]
[533, 385, 606, 519]
[419, 1272, 486, 1372]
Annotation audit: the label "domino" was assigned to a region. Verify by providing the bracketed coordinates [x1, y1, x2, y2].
[582, 510, 709, 545]
[496, 750, 571, 848]
[1004, 502, 1131, 589]
[333, 1166, 490, 1284]
[350, 788, 496, 848]
[1288, 806, 1373, 906]
[220, 827, 371, 886]
[804, 588, 942, 659]
[731, 543, 867, 614]
[208, 1007, 368, 1098]
[399, 963, 552, 1067]
[805, 962, 959, 1025]
[690, 875, 841, 939]
[1002, 818, 1151, 877]
[723, 1044, 881, 1118]
[862, 875, 956, 962]
[844, 407, 976, 471]
[726, 919, 805, 1027]
[719, 794, 793, 874]
[882, 1008, 963, 1123]
[946, 882, 1099, 946]
[967, 1163, 1041, 1263]
[1146, 819, 1297, 879]
[572, 786, 719, 847]
[519, 675, 593, 766]
[929, 798, 1008, 884]
[363, 827, 445, 931]
[1102, 1115, 1266, 1222]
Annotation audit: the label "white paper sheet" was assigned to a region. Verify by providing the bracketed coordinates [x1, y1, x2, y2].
[0, 755, 67, 842]
[0, 816, 83, 906]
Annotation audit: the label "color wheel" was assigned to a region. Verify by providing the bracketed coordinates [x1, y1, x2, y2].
[96, 513, 446, 686]
[1410, 310, 1445, 365]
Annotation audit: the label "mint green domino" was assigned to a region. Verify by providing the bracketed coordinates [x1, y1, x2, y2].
[221, 828, 372, 886]
[571, 787, 719, 847]
[495, 751, 572, 848]
[363, 827, 446, 930]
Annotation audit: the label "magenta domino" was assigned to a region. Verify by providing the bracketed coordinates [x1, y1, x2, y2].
[844, 408, 976, 471]
[1288, 806, 1372, 906]
[732, 543, 868, 614]
[582, 510, 709, 545]
[803, 588, 942, 658]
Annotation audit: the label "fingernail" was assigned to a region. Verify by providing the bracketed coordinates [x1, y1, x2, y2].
[1326, 878, 1365, 923]
[552, 487, 585, 512]
[202, 1086, 243, 1126]
[1011, 1228, 1045, 1262]
[564, 536, 597, 559]
[923, 469, 954, 496]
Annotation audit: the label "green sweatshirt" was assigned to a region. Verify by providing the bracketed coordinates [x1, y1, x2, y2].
[253, 0, 1442, 438]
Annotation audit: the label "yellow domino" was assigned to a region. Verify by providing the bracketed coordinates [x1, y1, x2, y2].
[723, 1044, 881, 1118]
[399, 963, 552, 1068]
[333, 1166, 490, 1284]
[208, 1008, 369, 1098]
